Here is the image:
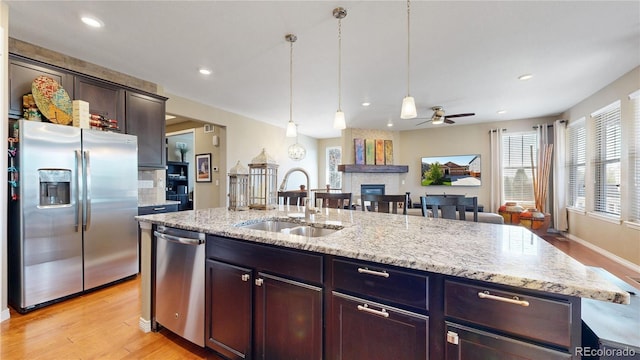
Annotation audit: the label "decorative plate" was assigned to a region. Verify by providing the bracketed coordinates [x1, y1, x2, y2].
[31, 76, 73, 124]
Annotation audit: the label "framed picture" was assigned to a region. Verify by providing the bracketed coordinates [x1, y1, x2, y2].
[196, 153, 212, 182]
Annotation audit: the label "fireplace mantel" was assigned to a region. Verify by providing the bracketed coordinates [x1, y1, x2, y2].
[338, 164, 409, 173]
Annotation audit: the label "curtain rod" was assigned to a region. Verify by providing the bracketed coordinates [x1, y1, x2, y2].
[488, 128, 507, 133]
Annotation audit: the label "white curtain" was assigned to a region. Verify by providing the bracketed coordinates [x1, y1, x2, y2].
[553, 120, 568, 231]
[489, 129, 504, 213]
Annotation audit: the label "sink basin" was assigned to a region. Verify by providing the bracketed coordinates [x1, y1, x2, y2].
[239, 220, 341, 237]
[241, 220, 300, 232]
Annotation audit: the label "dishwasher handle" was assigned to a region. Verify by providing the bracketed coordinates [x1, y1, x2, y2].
[154, 231, 204, 245]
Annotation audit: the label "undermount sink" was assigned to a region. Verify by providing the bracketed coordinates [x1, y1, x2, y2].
[239, 220, 341, 237]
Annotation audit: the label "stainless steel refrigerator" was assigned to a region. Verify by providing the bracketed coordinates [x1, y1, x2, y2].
[8, 120, 139, 312]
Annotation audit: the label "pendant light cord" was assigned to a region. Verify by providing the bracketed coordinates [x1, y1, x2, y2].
[338, 17, 342, 111]
[406, 0, 411, 97]
[289, 39, 294, 123]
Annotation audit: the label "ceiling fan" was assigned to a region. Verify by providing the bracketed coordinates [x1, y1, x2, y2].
[415, 106, 475, 126]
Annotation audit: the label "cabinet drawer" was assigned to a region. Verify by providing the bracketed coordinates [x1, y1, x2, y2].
[331, 292, 428, 360]
[332, 258, 429, 311]
[444, 280, 572, 348]
[206, 235, 322, 285]
[445, 322, 571, 360]
[138, 204, 178, 215]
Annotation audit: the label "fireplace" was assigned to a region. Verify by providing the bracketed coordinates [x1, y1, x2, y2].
[360, 184, 385, 196]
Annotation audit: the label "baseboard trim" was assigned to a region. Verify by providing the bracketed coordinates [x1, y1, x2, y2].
[0, 307, 10, 322]
[139, 317, 151, 333]
[564, 233, 640, 273]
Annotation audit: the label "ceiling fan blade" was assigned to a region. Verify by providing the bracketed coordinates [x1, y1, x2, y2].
[444, 119, 456, 124]
[415, 119, 431, 126]
[444, 112, 475, 119]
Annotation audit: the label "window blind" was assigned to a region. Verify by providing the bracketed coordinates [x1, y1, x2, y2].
[502, 132, 537, 204]
[567, 118, 586, 209]
[630, 90, 640, 223]
[591, 101, 621, 216]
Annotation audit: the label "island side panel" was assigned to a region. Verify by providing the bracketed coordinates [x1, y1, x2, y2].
[139, 222, 153, 332]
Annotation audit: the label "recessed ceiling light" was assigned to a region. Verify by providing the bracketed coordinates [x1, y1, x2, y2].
[361, 102, 371, 107]
[518, 74, 533, 81]
[81, 16, 103, 28]
[199, 68, 212, 75]
[497, 110, 507, 114]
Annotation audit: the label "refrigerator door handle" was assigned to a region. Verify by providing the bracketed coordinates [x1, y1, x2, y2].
[83, 150, 92, 231]
[75, 150, 82, 232]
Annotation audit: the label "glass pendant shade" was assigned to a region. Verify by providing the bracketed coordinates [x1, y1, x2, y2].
[333, 110, 346, 129]
[400, 96, 417, 119]
[288, 142, 306, 161]
[286, 120, 297, 137]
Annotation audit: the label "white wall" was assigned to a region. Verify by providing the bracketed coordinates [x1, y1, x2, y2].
[161, 91, 320, 206]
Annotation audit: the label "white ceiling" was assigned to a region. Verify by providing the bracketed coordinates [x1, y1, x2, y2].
[5, 1, 640, 138]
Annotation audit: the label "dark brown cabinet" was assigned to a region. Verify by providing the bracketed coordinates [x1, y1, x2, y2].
[125, 91, 167, 168]
[444, 279, 580, 359]
[206, 259, 253, 360]
[74, 76, 125, 132]
[331, 292, 429, 360]
[8, 57, 73, 119]
[205, 236, 323, 360]
[445, 322, 571, 360]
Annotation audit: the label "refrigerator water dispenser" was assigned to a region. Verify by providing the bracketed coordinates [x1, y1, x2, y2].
[39, 169, 71, 206]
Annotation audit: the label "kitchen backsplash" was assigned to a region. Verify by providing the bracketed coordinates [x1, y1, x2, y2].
[138, 169, 166, 205]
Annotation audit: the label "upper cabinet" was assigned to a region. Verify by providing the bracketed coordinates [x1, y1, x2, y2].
[7, 54, 168, 169]
[9, 57, 73, 119]
[125, 91, 167, 168]
[74, 77, 125, 133]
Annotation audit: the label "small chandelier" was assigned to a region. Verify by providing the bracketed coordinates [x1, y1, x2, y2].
[288, 124, 306, 161]
[333, 7, 347, 130]
[400, 0, 417, 119]
[285, 34, 298, 138]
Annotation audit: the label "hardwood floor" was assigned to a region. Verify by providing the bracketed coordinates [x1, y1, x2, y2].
[1, 235, 638, 359]
[0, 277, 221, 360]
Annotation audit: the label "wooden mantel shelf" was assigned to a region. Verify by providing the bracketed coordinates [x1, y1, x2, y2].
[338, 164, 409, 173]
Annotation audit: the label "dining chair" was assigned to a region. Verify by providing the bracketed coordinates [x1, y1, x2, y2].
[361, 194, 408, 215]
[420, 195, 465, 220]
[277, 190, 307, 206]
[315, 192, 352, 209]
[457, 196, 479, 222]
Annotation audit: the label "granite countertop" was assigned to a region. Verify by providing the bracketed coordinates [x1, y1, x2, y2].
[136, 206, 630, 304]
[138, 200, 181, 207]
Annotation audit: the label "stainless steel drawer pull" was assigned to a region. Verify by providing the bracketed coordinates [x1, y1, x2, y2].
[357, 267, 390, 278]
[153, 207, 166, 211]
[477, 291, 530, 307]
[357, 304, 390, 318]
[241, 274, 250, 282]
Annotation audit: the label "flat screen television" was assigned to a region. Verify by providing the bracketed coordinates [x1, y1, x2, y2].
[421, 154, 481, 186]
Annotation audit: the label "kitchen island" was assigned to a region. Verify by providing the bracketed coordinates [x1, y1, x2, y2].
[137, 206, 629, 359]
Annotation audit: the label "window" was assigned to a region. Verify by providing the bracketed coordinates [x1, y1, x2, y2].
[567, 118, 586, 209]
[326, 146, 342, 190]
[502, 132, 537, 206]
[591, 101, 621, 216]
[630, 90, 640, 223]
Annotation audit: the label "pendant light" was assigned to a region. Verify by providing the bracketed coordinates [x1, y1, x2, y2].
[285, 34, 298, 137]
[333, 7, 347, 130]
[288, 124, 307, 161]
[400, 0, 417, 119]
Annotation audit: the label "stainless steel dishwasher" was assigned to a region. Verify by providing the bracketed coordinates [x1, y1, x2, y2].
[154, 225, 205, 347]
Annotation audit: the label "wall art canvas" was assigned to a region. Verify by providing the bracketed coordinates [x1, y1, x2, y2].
[384, 140, 393, 165]
[354, 138, 365, 165]
[365, 139, 375, 165]
[375, 139, 385, 165]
